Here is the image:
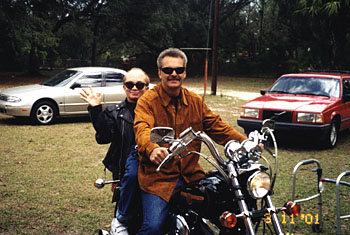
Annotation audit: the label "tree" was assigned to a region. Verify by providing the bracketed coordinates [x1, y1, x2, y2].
[2, 0, 350, 75]
[296, 0, 350, 68]
[0, 0, 58, 73]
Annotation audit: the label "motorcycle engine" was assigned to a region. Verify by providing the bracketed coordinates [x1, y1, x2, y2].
[169, 170, 259, 234]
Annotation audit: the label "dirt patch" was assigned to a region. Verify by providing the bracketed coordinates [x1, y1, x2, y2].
[188, 88, 260, 100]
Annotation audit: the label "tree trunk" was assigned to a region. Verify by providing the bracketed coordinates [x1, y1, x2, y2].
[211, 0, 219, 96]
[28, 44, 40, 75]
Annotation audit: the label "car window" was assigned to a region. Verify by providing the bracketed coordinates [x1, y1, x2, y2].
[104, 72, 124, 87]
[269, 76, 340, 98]
[343, 79, 350, 95]
[76, 73, 102, 87]
[41, 70, 81, 87]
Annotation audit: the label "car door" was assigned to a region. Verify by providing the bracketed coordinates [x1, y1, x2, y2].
[101, 71, 126, 108]
[342, 78, 350, 129]
[64, 72, 103, 114]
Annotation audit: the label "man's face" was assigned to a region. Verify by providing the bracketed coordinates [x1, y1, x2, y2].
[158, 56, 186, 95]
[123, 71, 149, 103]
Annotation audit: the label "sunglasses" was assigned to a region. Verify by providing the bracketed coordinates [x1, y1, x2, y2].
[124, 82, 147, 90]
[161, 67, 185, 75]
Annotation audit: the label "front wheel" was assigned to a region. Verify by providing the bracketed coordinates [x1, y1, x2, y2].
[321, 119, 339, 148]
[30, 100, 58, 125]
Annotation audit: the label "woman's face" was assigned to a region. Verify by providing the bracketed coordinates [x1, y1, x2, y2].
[123, 70, 149, 103]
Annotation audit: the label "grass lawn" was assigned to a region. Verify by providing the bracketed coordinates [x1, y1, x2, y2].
[1, 73, 349, 234]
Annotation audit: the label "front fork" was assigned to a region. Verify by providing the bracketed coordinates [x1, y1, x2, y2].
[228, 163, 256, 235]
[227, 163, 284, 235]
[265, 195, 284, 235]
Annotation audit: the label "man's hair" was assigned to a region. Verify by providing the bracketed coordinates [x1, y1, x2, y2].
[157, 48, 188, 69]
[123, 67, 150, 85]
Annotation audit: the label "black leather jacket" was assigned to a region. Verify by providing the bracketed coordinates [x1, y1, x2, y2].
[88, 99, 134, 180]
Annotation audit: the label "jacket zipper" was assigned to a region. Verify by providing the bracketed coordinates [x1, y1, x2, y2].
[119, 117, 124, 180]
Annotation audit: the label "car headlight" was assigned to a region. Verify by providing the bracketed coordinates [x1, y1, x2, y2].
[247, 171, 271, 199]
[1, 94, 21, 102]
[296, 112, 323, 123]
[241, 108, 259, 118]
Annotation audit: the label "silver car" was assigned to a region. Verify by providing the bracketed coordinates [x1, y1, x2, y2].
[0, 67, 127, 124]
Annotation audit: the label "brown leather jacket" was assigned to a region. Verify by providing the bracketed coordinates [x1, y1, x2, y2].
[134, 84, 247, 202]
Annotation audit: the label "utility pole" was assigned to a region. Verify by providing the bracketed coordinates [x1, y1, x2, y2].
[211, 0, 219, 95]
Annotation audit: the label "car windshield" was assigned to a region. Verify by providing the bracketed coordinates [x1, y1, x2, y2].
[41, 70, 81, 87]
[268, 76, 340, 98]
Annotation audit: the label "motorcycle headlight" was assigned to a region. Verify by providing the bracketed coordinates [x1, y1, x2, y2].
[247, 171, 271, 199]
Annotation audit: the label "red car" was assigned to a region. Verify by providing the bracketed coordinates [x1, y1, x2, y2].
[238, 72, 350, 148]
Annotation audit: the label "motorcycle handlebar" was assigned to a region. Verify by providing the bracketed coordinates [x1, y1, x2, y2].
[156, 127, 201, 171]
[94, 178, 120, 189]
[156, 153, 174, 172]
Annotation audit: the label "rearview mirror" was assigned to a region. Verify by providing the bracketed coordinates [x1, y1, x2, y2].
[150, 127, 175, 144]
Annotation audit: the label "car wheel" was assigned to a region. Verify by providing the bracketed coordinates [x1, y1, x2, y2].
[30, 100, 57, 125]
[322, 119, 339, 148]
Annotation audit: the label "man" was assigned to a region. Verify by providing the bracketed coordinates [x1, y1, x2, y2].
[134, 48, 247, 234]
[80, 67, 150, 235]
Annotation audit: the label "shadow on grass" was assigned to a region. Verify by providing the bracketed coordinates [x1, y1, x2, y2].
[0, 115, 91, 126]
[274, 130, 350, 151]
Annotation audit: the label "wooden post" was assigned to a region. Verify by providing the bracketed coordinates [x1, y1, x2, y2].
[211, 0, 219, 95]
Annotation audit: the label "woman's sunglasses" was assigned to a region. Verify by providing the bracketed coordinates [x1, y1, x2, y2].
[124, 82, 147, 90]
[161, 67, 185, 75]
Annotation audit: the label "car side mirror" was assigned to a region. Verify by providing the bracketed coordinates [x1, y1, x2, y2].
[70, 83, 81, 89]
[150, 127, 175, 144]
[260, 89, 266, 95]
[343, 94, 350, 103]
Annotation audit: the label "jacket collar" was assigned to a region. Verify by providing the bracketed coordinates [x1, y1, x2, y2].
[158, 84, 189, 107]
[115, 99, 127, 110]
[115, 99, 134, 123]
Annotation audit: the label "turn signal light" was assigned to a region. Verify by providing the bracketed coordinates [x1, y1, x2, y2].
[284, 201, 301, 217]
[220, 211, 237, 228]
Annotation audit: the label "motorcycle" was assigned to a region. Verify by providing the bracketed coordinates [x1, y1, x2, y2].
[95, 118, 301, 235]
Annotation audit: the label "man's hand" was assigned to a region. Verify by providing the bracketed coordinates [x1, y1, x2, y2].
[150, 147, 169, 166]
[259, 142, 264, 151]
[80, 85, 102, 107]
